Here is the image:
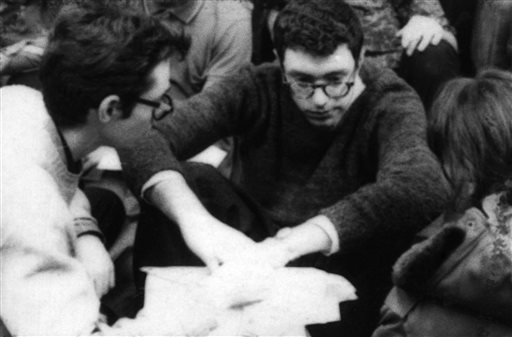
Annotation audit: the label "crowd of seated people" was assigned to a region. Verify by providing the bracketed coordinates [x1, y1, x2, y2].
[1, 0, 511, 336]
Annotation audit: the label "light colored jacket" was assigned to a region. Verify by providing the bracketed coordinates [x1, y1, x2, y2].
[1, 85, 99, 335]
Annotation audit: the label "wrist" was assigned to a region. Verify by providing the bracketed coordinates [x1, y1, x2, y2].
[306, 215, 339, 255]
[274, 231, 300, 262]
[278, 219, 335, 260]
[74, 217, 105, 243]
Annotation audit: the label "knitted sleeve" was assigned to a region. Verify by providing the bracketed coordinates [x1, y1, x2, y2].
[118, 65, 265, 194]
[320, 87, 449, 257]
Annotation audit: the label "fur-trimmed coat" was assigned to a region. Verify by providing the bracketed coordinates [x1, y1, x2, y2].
[373, 192, 512, 336]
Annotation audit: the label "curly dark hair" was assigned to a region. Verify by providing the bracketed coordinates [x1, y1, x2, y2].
[273, 0, 363, 62]
[39, 2, 189, 128]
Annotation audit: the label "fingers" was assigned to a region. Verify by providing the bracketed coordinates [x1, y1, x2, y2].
[398, 27, 419, 56]
[204, 255, 221, 273]
[93, 277, 107, 298]
[404, 35, 422, 56]
[431, 31, 442, 46]
[93, 264, 115, 297]
[398, 16, 445, 55]
[416, 33, 432, 52]
[442, 31, 458, 51]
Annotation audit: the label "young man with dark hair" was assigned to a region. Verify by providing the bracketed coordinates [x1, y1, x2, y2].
[1, 3, 189, 335]
[118, 0, 449, 335]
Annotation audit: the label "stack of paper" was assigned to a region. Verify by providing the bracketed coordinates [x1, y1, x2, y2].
[104, 264, 356, 336]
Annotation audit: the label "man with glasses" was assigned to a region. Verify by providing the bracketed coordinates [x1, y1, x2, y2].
[136, 93, 174, 121]
[1, 3, 189, 335]
[118, 0, 448, 335]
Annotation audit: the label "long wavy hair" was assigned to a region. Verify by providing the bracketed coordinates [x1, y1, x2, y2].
[428, 68, 512, 211]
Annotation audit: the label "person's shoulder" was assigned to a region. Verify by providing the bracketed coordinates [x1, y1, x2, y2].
[254, 61, 281, 74]
[222, 62, 281, 84]
[1, 85, 46, 124]
[199, 62, 282, 103]
[1, 84, 42, 100]
[361, 60, 423, 109]
[361, 61, 409, 92]
[210, 0, 252, 20]
[1, 85, 54, 170]
[1, 85, 51, 145]
[252, 61, 285, 87]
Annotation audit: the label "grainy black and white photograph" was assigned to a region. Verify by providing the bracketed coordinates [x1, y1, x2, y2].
[1, 0, 511, 335]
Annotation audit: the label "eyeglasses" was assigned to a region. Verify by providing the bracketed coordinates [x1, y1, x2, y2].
[284, 76, 355, 99]
[136, 93, 174, 121]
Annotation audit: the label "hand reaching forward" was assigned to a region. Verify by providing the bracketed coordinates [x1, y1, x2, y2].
[397, 15, 445, 56]
[254, 219, 334, 268]
[181, 215, 259, 271]
[75, 235, 115, 297]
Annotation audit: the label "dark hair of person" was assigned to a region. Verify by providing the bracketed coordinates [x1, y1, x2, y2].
[273, 0, 363, 63]
[428, 68, 512, 211]
[39, 2, 189, 128]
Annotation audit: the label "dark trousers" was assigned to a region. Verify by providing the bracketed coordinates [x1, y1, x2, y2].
[83, 186, 126, 249]
[398, 40, 461, 112]
[133, 163, 393, 337]
[440, 0, 479, 75]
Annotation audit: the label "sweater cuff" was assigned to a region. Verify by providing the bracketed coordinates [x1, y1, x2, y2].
[307, 215, 340, 255]
[141, 170, 181, 201]
[74, 217, 104, 242]
[115, 128, 182, 194]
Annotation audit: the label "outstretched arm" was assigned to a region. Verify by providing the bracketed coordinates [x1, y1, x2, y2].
[254, 215, 337, 267]
[145, 170, 258, 270]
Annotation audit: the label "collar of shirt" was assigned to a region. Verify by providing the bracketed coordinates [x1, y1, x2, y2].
[56, 128, 82, 174]
[144, 0, 203, 24]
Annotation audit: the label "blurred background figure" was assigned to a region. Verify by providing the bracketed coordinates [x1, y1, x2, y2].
[471, 0, 512, 72]
[345, 0, 460, 110]
[131, 0, 253, 170]
[0, 0, 63, 88]
[250, 0, 460, 110]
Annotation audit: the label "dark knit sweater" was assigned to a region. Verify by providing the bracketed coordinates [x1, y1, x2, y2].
[119, 62, 449, 258]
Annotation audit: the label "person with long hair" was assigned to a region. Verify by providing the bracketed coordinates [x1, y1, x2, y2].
[373, 69, 512, 336]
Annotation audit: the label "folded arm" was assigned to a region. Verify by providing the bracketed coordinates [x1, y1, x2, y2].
[1, 167, 99, 335]
[69, 188, 115, 297]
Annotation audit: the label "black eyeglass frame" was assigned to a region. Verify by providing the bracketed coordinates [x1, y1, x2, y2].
[283, 74, 356, 100]
[135, 93, 174, 121]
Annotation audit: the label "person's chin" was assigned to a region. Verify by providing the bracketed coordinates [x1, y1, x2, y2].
[308, 119, 337, 130]
[305, 114, 337, 129]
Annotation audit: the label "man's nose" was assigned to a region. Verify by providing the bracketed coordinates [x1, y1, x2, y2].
[311, 87, 329, 107]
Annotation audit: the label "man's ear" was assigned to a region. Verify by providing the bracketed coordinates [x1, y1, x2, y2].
[97, 95, 122, 123]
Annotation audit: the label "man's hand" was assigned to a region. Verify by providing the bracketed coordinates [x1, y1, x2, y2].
[254, 228, 297, 268]
[181, 215, 258, 271]
[255, 219, 334, 268]
[146, 172, 260, 271]
[397, 15, 445, 56]
[75, 235, 115, 297]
